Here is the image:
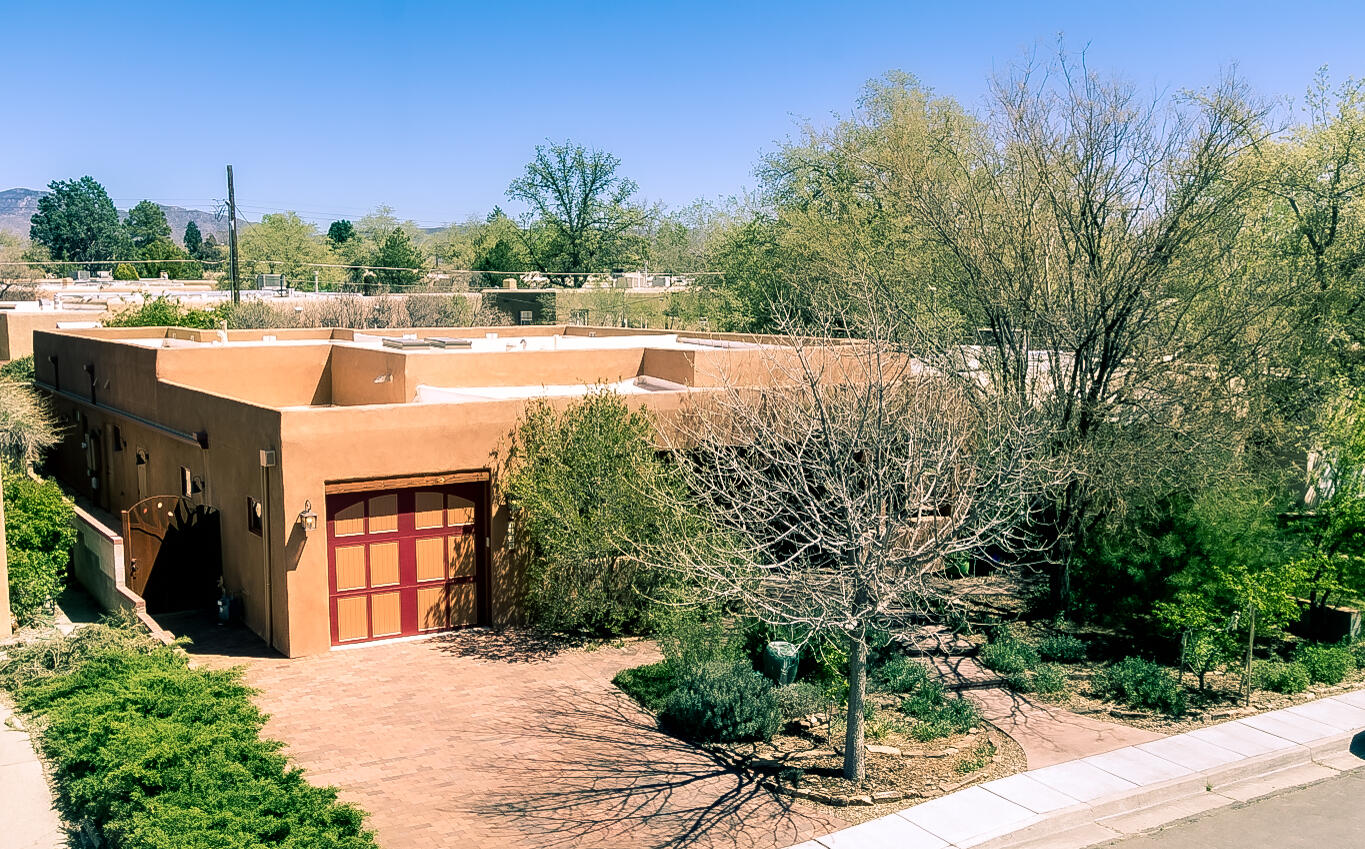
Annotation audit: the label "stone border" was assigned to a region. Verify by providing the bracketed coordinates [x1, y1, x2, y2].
[787, 688, 1365, 849]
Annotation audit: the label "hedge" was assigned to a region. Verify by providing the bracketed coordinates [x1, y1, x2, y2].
[1, 622, 376, 849]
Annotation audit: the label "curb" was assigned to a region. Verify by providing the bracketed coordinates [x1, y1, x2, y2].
[790, 689, 1365, 849]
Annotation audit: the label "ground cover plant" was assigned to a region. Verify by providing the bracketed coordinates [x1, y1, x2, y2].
[0, 620, 377, 849]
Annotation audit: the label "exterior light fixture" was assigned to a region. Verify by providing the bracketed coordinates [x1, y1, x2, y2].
[298, 500, 319, 533]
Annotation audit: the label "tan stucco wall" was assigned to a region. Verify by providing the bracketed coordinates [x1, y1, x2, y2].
[0, 309, 108, 361]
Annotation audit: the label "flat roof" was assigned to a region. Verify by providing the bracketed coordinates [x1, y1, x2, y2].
[114, 330, 771, 354]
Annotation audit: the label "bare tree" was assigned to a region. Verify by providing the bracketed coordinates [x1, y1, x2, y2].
[641, 307, 1048, 781]
[851, 55, 1286, 608]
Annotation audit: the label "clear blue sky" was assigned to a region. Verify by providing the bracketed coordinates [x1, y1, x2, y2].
[4, 0, 1362, 227]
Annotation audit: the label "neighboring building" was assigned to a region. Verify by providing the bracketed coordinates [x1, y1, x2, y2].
[34, 325, 786, 656]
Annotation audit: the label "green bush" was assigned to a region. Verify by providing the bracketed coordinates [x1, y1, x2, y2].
[5, 473, 76, 625]
[872, 654, 932, 693]
[1093, 657, 1187, 716]
[980, 640, 1038, 675]
[1031, 663, 1071, 696]
[613, 661, 680, 712]
[0, 355, 34, 383]
[1350, 640, 1365, 669]
[1296, 644, 1355, 685]
[1037, 634, 1088, 663]
[899, 681, 980, 740]
[505, 391, 685, 635]
[0, 622, 376, 849]
[774, 682, 825, 720]
[1251, 660, 1311, 694]
[658, 661, 781, 743]
[112, 263, 139, 281]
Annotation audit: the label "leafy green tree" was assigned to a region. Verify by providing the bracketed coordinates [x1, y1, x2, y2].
[124, 200, 171, 250]
[183, 220, 203, 258]
[367, 228, 423, 291]
[112, 263, 139, 281]
[507, 141, 646, 278]
[503, 391, 682, 635]
[28, 176, 131, 265]
[238, 212, 326, 284]
[327, 220, 356, 245]
[138, 237, 200, 279]
[4, 473, 75, 625]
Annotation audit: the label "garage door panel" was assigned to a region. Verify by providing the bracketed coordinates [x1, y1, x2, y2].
[369, 541, 400, 587]
[333, 501, 365, 537]
[417, 585, 449, 631]
[415, 491, 445, 529]
[334, 545, 367, 591]
[448, 583, 477, 626]
[449, 533, 476, 578]
[447, 495, 475, 526]
[415, 536, 446, 581]
[367, 494, 399, 533]
[370, 591, 403, 637]
[335, 596, 369, 642]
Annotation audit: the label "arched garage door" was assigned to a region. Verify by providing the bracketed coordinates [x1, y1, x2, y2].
[326, 481, 486, 645]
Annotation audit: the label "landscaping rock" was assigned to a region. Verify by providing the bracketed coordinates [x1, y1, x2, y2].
[865, 744, 901, 756]
[872, 790, 906, 802]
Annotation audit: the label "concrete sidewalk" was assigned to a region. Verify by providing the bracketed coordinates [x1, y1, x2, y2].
[0, 701, 64, 849]
[789, 689, 1365, 849]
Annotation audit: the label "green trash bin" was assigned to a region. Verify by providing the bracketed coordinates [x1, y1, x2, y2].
[763, 641, 800, 685]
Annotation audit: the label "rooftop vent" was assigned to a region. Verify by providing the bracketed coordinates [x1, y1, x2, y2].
[381, 337, 433, 350]
[425, 337, 474, 349]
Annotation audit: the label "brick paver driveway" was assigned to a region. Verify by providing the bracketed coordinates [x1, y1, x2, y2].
[165, 617, 832, 849]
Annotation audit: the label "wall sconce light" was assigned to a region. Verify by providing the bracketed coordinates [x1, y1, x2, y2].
[298, 500, 318, 533]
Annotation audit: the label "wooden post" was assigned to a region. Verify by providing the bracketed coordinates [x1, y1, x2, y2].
[1244, 605, 1256, 707]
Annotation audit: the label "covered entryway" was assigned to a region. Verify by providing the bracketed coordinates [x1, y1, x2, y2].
[123, 495, 223, 614]
[325, 478, 488, 645]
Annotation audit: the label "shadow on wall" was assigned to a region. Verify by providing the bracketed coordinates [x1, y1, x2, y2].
[470, 686, 828, 849]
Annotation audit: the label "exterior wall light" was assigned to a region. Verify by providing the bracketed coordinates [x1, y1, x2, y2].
[298, 500, 319, 534]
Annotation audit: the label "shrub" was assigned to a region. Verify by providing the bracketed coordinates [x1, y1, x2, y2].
[613, 661, 679, 712]
[774, 682, 824, 720]
[112, 263, 138, 281]
[1296, 644, 1355, 686]
[980, 640, 1038, 675]
[1093, 657, 1187, 716]
[0, 622, 376, 848]
[0, 355, 35, 383]
[658, 661, 781, 743]
[1350, 640, 1365, 669]
[872, 654, 932, 693]
[1251, 660, 1311, 694]
[505, 391, 686, 635]
[5, 473, 76, 624]
[1037, 634, 1088, 663]
[900, 681, 980, 740]
[1031, 663, 1071, 696]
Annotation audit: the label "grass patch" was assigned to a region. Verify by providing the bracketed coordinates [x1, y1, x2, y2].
[0, 619, 376, 849]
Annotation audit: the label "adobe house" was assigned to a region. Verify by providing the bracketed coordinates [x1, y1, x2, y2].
[33, 325, 790, 656]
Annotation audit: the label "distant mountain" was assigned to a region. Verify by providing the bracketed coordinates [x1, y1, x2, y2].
[0, 187, 247, 245]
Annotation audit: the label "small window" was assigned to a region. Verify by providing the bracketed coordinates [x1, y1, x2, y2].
[518, 310, 533, 325]
[246, 497, 263, 535]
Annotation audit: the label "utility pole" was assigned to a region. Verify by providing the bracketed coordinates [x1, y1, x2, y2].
[227, 165, 240, 305]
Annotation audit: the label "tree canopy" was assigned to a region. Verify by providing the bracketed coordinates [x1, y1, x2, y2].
[29, 176, 130, 264]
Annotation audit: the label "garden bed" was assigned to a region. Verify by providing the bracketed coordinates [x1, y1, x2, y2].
[615, 656, 1026, 823]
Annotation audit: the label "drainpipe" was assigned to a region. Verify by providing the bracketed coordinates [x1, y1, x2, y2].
[259, 450, 276, 649]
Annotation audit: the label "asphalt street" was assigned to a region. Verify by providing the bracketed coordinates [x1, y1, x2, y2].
[1103, 770, 1365, 848]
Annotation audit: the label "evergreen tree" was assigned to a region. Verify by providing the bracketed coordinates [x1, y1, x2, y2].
[29, 176, 131, 265]
[183, 221, 203, 258]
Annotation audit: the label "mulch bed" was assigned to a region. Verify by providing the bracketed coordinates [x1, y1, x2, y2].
[713, 693, 1027, 825]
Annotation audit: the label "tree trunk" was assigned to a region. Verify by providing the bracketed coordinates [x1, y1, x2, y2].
[843, 635, 868, 782]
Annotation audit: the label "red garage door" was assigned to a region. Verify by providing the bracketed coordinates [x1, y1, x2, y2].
[326, 483, 484, 645]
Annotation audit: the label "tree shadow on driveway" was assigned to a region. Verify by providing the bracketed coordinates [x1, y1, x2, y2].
[473, 687, 833, 849]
